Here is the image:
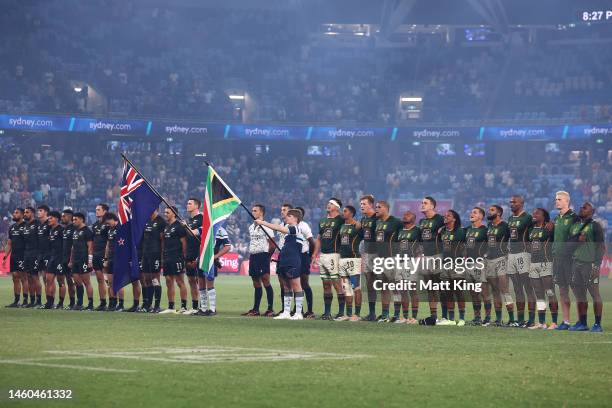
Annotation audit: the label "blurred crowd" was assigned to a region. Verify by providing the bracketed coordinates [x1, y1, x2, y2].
[1, 1, 611, 124]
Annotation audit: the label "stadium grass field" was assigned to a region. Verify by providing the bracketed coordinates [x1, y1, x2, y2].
[1, 275, 611, 407]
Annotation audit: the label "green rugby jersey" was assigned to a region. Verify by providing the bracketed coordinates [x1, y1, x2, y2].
[464, 225, 488, 259]
[507, 211, 533, 254]
[360, 214, 378, 254]
[441, 226, 466, 259]
[568, 219, 605, 264]
[375, 216, 403, 258]
[552, 209, 579, 257]
[528, 225, 553, 263]
[317, 215, 344, 254]
[486, 221, 510, 260]
[396, 226, 421, 257]
[419, 214, 444, 256]
[339, 222, 362, 258]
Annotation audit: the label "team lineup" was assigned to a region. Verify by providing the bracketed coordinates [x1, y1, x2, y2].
[2, 191, 606, 332]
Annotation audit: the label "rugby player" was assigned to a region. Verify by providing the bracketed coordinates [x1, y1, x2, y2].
[3, 208, 26, 307]
[549, 191, 579, 330]
[359, 195, 378, 321]
[69, 212, 94, 311]
[140, 209, 165, 313]
[438, 209, 466, 326]
[60, 209, 76, 309]
[22, 207, 39, 308]
[527, 208, 557, 329]
[92, 203, 110, 311]
[183, 198, 203, 314]
[103, 212, 127, 312]
[160, 206, 188, 314]
[311, 198, 345, 320]
[373, 200, 403, 322]
[464, 207, 491, 325]
[256, 209, 305, 320]
[296, 207, 316, 318]
[484, 205, 515, 326]
[396, 211, 421, 324]
[567, 202, 605, 332]
[35, 205, 51, 308]
[337, 205, 362, 321]
[42, 211, 63, 309]
[243, 204, 275, 317]
[507, 195, 536, 328]
[418, 197, 444, 326]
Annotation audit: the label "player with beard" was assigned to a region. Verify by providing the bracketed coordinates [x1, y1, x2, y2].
[484, 205, 516, 326]
[312, 198, 345, 320]
[464, 207, 490, 325]
[374, 201, 403, 322]
[395, 211, 422, 324]
[527, 208, 557, 329]
[92, 203, 109, 311]
[22, 207, 40, 308]
[42, 211, 63, 309]
[337, 205, 362, 321]
[69, 212, 95, 311]
[3, 208, 26, 307]
[438, 210, 466, 326]
[103, 212, 130, 311]
[567, 202, 605, 332]
[60, 209, 76, 309]
[507, 195, 536, 328]
[35, 205, 51, 308]
[140, 209, 165, 313]
[183, 198, 203, 315]
[159, 206, 188, 314]
[359, 195, 379, 321]
[418, 197, 445, 326]
[296, 207, 316, 318]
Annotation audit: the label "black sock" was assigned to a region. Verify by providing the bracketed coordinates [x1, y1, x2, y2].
[118, 299, 124, 307]
[337, 294, 345, 315]
[181, 300, 187, 309]
[69, 296, 75, 307]
[304, 286, 313, 313]
[264, 285, 274, 311]
[76, 286, 84, 305]
[36, 295, 42, 304]
[47, 296, 54, 306]
[192, 300, 199, 310]
[109, 297, 116, 308]
[154, 286, 161, 308]
[280, 287, 285, 309]
[324, 294, 333, 316]
[169, 301, 175, 310]
[253, 287, 262, 311]
[88, 298, 93, 307]
[58, 297, 64, 306]
[23, 294, 28, 304]
[14, 293, 20, 303]
[100, 298, 107, 306]
[134, 300, 139, 308]
[595, 315, 602, 325]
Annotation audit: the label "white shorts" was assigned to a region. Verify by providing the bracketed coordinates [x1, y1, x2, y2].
[465, 265, 487, 283]
[339, 258, 361, 277]
[507, 252, 531, 275]
[319, 253, 340, 280]
[486, 256, 507, 279]
[528, 261, 553, 279]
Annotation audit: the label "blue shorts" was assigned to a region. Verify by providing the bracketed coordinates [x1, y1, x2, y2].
[278, 264, 301, 280]
[300, 253, 311, 276]
[249, 253, 271, 278]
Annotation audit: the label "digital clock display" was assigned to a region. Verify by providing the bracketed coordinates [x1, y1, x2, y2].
[579, 10, 612, 22]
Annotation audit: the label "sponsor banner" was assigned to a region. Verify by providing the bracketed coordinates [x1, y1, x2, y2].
[397, 127, 479, 141]
[310, 127, 393, 140]
[218, 253, 241, 273]
[391, 199, 454, 222]
[227, 125, 308, 140]
[567, 124, 612, 139]
[153, 121, 225, 138]
[0, 114, 71, 132]
[480, 125, 589, 141]
[70, 118, 149, 135]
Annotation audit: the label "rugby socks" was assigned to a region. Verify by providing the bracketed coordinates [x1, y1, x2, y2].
[441, 304, 448, 319]
[495, 308, 502, 322]
[181, 299, 187, 310]
[46, 296, 54, 307]
[76, 285, 84, 306]
[68, 296, 75, 308]
[393, 302, 401, 319]
[192, 300, 199, 310]
[355, 304, 361, 317]
[108, 297, 116, 309]
[346, 304, 353, 317]
[528, 301, 536, 324]
[22, 294, 28, 305]
[538, 310, 546, 325]
[323, 293, 333, 316]
[253, 287, 263, 312]
[304, 285, 313, 313]
[595, 314, 602, 325]
[368, 301, 376, 317]
[337, 294, 345, 316]
[168, 301, 175, 310]
[381, 306, 389, 319]
[199, 289, 208, 311]
[58, 297, 64, 307]
[473, 301, 481, 319]
[294, 291, 304, 315]
[14, 293, 20, 304]
[207, 289, 216, 312]
[264, 284, 274, 311]
[411, 302, 418, 319]
[448, 307, 455, 321]
[516, 301, 525, 323]
[484, 302, 492, 318]
[87, 298, 94, 308]
[154, 285, 162, 308]
[507, 310, 515, 322]
[283, 291, 293, 314]
[549, 301, 558, 324]
[36, 294, 42, 305]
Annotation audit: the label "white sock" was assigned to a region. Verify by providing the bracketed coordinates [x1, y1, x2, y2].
[283, 291, 293, 313]
[207, 289, 216, 312]
[199, 289, 208, 311]
[295, 291, 304, 315]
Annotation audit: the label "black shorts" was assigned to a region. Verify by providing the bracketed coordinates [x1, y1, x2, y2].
[141, 256, 161, 274]
[72, 261, 90, 275]
[300, 253, 311, 276]
[185, 258, 201, 277]
[24, 255, 38, 274]
[571, 261, 598, 288]
[92, 255, 105, 271]
[278, 264, 301, 280]
[163, 259, 184, 276]
[38, 256, 51, 273]
[10, 256, 24, 273]
[249, 253, 271, 278]
[553, 256, 573, 288]
[106, 261, 114, 275]
[63, 263, 71, 277]
[47, 258, 64, 275]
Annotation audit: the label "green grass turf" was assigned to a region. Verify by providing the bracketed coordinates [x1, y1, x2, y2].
[1, 275, 611, 407]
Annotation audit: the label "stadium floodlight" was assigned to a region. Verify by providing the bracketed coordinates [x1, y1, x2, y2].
[229, 94, 245, 100]
[400, 97, 422, 102]
[73, 86, 83, 93]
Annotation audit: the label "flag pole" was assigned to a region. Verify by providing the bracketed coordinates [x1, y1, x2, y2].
[120, 153, 200, 242]
[203, 161, 281, 252]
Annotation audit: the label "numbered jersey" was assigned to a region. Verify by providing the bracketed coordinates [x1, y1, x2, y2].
[396, 226, 421, 257]
[464, 225, 487, 258]
[528, 226, 552, 263]
[507, 212, 533, 254]
[318, 215, 344, 254]
[419, 214, 444, 256]
[486, 221, 510, 259]
[339, 223, 362, 258]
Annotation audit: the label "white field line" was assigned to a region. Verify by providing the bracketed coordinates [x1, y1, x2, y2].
[0, 359, 136, 373]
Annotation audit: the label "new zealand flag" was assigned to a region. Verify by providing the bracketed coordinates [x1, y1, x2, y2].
[113, 160, 162, 293]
